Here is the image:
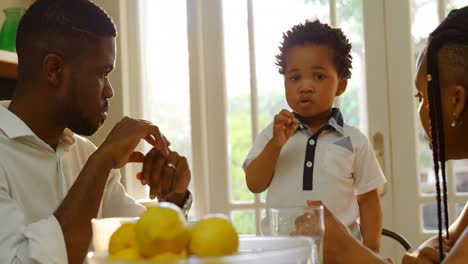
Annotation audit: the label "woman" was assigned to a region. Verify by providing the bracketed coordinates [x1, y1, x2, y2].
[315, 6, 468, 264]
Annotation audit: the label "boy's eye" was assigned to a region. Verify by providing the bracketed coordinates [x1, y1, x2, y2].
[314, 73, 325, 80]
[289, 75, 300, 81]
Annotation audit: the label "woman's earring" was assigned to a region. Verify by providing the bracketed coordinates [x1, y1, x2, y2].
[451, 113, 463, 127]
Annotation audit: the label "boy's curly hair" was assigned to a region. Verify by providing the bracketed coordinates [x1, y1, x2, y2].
[275, 19, 352, 78]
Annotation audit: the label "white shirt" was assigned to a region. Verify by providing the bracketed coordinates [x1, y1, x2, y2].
[243, 109, 386, 235]
[0, 102, 145, 264]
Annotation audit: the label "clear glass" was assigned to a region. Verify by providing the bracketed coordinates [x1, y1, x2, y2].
[455, 203, 465, 218]
[421, 203, 448, 231]
[270, 206, 323, 263]
[91, 217, 139, 254]
[336, 0, 367, 132]
[140, 0, 193, 193]
[231, 210, 256, 235]
[252, 0, 330, 131]
[223, 0, 255, 204]
[446, 0, 468, 14]
[454, 160, 468, 194]
[411, 0, 438, 196]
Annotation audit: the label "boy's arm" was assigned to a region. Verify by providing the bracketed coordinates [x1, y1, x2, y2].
[245, 109, 298, 193]
[246, 139, 282, 193]
[357, 188, 382, 253]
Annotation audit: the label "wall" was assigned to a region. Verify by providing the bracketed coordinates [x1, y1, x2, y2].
[0, 0, 31, 15]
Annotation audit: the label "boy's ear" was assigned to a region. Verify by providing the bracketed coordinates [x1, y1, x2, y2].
[336, 78, 348, 96]
[43, 53, 65, 87]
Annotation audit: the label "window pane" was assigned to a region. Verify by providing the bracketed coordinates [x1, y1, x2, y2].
[223, 0, 255, 203]
[421, 203, 447, 231]
[231, 210, 256, 235]
[419, 168, 447, 195]
[337, 0, 366, 132]
[250, 0, 330, 204]
[252, 0, 330, 130]
[454, 160, 468, 194]
[141, 1, 193, 189]
[412, 0, 438, 196]
[446, 0, 468, 14]
[455, 203, 465, 218]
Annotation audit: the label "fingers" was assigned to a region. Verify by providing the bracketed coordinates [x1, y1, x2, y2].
[141, 148, 158, 185]
[143, 125, 169, 158]
[172, 156, 190, 193]
[163, 135, 171, 147]
[158, 153, 191, 201]
[149, 151, 166, 199]
[274, 109, 295, 126]
[306, 200, 324, 207]
[418, 247, 440, 263]
[158, 152, 180, 200]
[128, 151, 145, 163]
[139, 148, 190, 202]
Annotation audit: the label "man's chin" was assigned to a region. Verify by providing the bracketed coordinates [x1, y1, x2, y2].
[69, 123, 101, 137]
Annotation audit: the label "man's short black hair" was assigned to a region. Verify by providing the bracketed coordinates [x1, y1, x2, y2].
[275, 19, 352, 79]
[16, 0, 116, 82]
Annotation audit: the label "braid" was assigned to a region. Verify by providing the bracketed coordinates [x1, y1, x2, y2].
[426, 40, 445, 261]
[427, 5, 468, 261]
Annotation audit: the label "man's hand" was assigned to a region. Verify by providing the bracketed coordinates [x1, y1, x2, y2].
[96, 117, 169, 169]
[272, 109, 299, 147]
[136, 149, 191, 207]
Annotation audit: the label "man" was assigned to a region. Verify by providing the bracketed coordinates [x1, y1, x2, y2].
[0, 0, 191, 263]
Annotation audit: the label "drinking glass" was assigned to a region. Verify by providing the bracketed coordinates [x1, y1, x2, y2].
[91, 217, 139, 254]
[270, 206, 324, 264]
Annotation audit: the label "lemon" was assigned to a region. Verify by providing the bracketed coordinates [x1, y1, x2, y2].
[151, 250, 186, 263]
[108, 223, 137, 255]
[108, 247, 140, 260]
[189, 215, 239, 257]
[135, 202, 190, 258]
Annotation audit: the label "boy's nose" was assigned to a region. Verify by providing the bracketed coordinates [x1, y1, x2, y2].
[299, 79, 315, 92]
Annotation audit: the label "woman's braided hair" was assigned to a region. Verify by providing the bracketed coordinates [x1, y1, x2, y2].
[426, 5, 468, 261]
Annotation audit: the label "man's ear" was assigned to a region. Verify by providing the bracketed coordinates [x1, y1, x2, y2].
[336, 78, 348, 96]
[43, 54, 64, 87]
[453, 85, 466, 118]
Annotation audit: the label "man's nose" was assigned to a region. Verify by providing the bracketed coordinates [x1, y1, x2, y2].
[103, 81, 114, 99]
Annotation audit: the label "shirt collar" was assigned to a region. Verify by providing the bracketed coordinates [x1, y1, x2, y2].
[0, 101, 76, 149]
[293, 107, 345, 135]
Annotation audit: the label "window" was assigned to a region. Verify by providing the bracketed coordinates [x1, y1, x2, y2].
[411, 0, 468, 232]
[135, 0, 369, 234]
[222, 0, 367, 234]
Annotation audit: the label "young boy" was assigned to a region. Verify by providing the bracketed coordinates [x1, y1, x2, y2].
[243, 20, 386, 253]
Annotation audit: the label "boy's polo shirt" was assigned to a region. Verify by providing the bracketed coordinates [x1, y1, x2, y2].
[243, 108, 386, 234]
[0, 102, 145, 263]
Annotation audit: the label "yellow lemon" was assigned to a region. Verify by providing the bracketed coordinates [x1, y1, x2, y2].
[135, 202, 190, 258]
[151, 250, 186, 263]
[108, 223, 137, 255]
[108, 247, 141, 260]
[189, 215, 239, 257]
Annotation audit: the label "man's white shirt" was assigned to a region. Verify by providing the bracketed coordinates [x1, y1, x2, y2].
[0, 102, 145, 264]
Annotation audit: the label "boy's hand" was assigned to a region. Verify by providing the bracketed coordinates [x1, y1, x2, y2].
[272, 109, 299, 147]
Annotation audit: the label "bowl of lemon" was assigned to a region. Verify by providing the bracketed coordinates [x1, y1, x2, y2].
[88, 202, 314, 264]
